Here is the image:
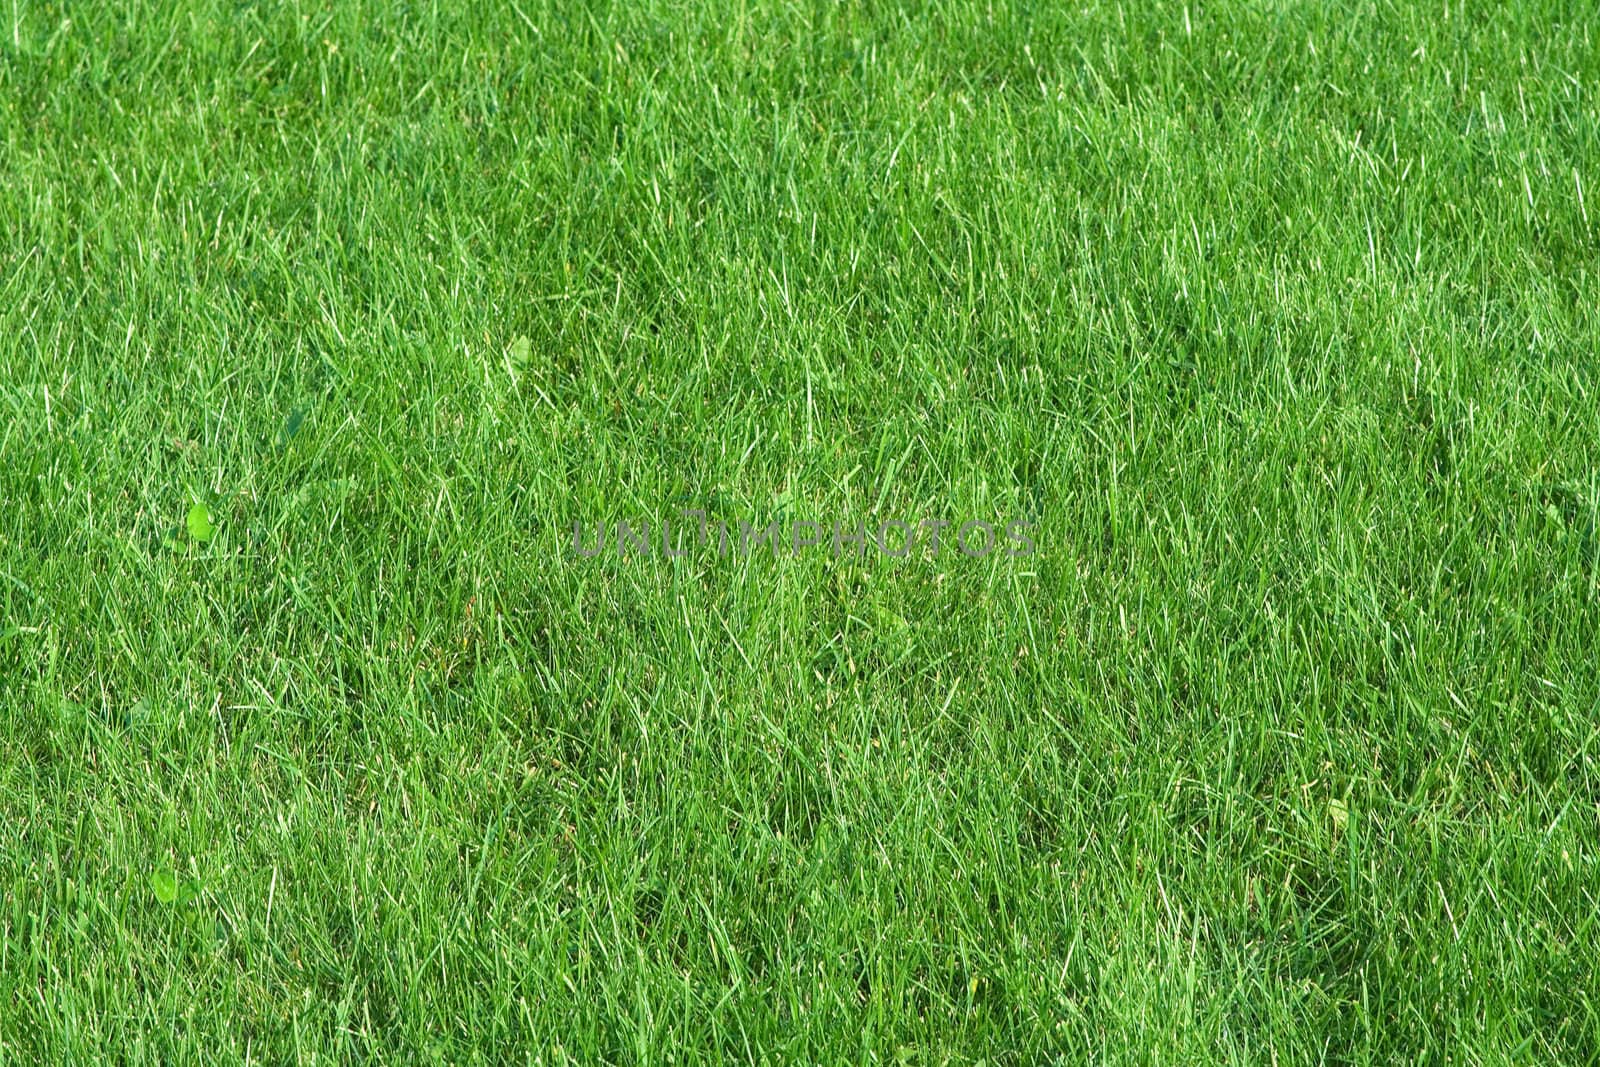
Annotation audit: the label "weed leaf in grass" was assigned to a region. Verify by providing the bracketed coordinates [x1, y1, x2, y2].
[276, 406, 308, 450]
[151, 868, 202, 907]
[1328, 798, 1349, 833]
[151, 869, 179, 905]
[506, 335, 533, 384]
[187, 500, 214, 543]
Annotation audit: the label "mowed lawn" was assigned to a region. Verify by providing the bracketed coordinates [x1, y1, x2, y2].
[3, 0, 1598, 1061]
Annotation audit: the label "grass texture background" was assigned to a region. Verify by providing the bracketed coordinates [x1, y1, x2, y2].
[2, 0, 1598, 1061]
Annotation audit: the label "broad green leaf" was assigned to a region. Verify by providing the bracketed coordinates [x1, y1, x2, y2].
[509, 335, 532, 366]
[277, 406, 308, 448]
[151, 869, 178, 904]
[1328, 798, 1349, 834]
[187, 501, 214, 543]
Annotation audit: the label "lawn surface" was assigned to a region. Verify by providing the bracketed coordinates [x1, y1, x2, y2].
[3, 0, 1599, 1062]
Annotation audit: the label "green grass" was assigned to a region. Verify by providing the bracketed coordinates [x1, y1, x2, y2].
[3, 0, 1599, 1061]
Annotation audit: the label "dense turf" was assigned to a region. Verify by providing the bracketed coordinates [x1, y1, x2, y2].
[3, 0, 1599, 1061]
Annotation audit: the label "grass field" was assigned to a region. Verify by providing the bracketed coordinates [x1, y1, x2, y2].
[3, 0, 1599, 1061]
